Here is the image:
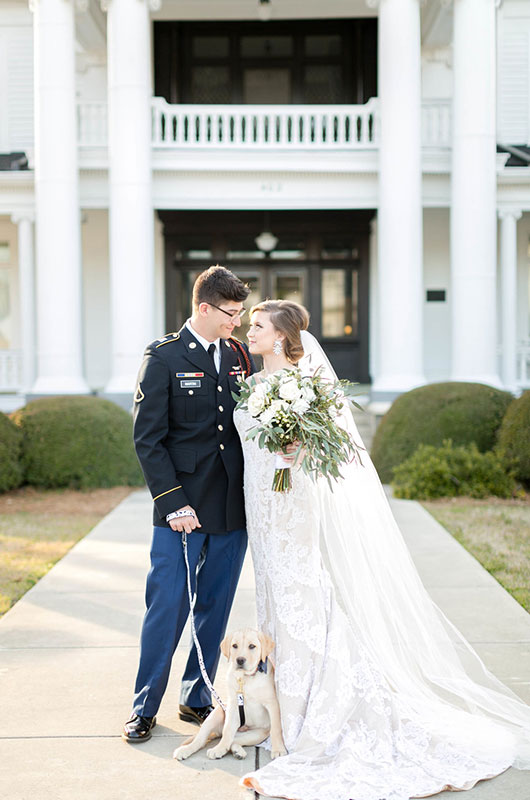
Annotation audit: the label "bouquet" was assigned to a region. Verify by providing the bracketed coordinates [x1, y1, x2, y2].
[234, 368, 364, 492]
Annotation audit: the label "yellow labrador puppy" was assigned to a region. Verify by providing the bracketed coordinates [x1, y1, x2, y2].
[173, 628, 287, 762]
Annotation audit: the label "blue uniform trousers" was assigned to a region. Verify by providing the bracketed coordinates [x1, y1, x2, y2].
[133, 525, 247, 717]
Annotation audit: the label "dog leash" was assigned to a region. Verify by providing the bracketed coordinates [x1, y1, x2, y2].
[182, 532, 227, 712]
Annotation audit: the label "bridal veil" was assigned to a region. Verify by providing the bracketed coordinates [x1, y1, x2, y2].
[298, 329, 530, 769]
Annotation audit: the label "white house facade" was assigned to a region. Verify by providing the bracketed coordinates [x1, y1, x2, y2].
[1, 0, 530, 413]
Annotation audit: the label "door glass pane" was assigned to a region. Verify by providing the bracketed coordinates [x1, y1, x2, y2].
[303, 65, 342, 104]
[305, 35, 341, 57]
[191, 66, 231, 103]
[243, 69, 291, 104]
[230, 272, 262, 343]
[227, 236, 264, 260]
[192, 37, 230, 59]
[321, 268, 358, 338]
[272, 272, 304, 305]
[240, 36, 293, 58]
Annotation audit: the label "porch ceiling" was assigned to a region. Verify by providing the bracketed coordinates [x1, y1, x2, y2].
[151, 1, 377, 23]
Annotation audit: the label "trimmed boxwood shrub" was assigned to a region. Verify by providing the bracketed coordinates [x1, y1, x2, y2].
[13, 396, 144, 489]
[0, 411, 23, 492]
[497, 390, 530, 483]
[391, 440, 516, 500]
[371, 382, 513, 483]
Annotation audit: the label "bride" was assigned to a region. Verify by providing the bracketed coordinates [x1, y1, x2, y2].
[233, 299, 530, 800]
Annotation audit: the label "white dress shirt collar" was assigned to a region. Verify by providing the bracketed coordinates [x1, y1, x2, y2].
[186, 319, 221, 369]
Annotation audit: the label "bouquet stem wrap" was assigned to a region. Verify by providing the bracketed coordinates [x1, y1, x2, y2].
[273, 454, 293, 492]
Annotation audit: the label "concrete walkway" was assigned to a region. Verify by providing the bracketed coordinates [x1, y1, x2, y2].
[1, 490, 529, 800]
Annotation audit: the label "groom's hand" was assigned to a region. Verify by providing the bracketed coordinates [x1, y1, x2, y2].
[169, 505, 202, 533]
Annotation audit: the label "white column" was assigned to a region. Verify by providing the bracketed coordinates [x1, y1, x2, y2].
[499, 209, 521, 391]
[31, 0, 88, 394]
[450, 0, 499, 385]
[368, 214, 378, 382]
[371, 0, 425, 397]
[104, 0, 155, 397]
[12, 213, 36, 392]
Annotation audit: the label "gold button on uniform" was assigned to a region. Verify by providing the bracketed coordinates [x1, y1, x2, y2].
[218, 405, 224, 412]
[220, 443, 225, 450]
[217, 386, 223, 392]
[218, 424, 223, 431]
[188, 390, 194, 395]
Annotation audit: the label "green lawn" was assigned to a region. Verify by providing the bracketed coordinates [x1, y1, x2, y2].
[0, 487, 133, 616]
[422, 497, 530, 613]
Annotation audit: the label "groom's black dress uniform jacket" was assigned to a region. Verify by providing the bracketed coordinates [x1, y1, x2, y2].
[133, 325, 255, 533]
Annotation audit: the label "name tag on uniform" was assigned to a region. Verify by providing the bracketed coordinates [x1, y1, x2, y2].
[180, 379, 202, 388]
[176, 372, 204, 378]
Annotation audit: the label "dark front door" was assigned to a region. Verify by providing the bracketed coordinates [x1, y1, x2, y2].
[159, 210, 373, 383]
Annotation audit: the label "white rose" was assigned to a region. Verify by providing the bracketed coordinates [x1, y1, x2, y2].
[253, 382, 268, 398]
[269, 399, 285, 416]
[259, 407, 276, 425]
[279, 378, 301, 402]
[301, 385, 315, 403]
[292, 398, 310, 414]
[248, 391, 265, 417]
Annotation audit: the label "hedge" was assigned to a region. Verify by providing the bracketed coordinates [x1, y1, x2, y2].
[0, 411, 23, 492]
[12, 396, 144, 489]
[391, 440, 516, 500]
[371, 382, 513, 483]
[497, 390, 530, 483]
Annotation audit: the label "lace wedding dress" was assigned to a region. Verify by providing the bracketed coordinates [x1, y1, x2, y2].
[233, 345, 530, 800]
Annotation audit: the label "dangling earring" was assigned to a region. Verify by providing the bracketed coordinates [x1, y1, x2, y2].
[273, 339, 283, 355]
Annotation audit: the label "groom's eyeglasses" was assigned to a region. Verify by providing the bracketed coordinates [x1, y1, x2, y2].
[208, 303, 247, 321]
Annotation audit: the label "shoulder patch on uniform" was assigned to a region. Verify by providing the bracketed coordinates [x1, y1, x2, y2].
[134, 383, 145, 403]
[155, 332, 181, 348]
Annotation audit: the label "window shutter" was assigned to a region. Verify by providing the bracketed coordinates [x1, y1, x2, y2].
[7, 25, 34, 151]
[498, 27, 529, 145]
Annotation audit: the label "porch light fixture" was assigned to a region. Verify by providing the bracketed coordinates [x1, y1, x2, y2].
[255, 230, 278, 254]
[258, 0, 272, 22]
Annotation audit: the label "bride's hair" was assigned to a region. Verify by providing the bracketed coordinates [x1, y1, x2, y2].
[251, 300, 310, 363]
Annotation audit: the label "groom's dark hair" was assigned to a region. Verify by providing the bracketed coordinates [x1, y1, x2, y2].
[192, 265, 250, 310]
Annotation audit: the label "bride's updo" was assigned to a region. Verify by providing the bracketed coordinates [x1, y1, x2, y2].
[251, 300, 310, 363]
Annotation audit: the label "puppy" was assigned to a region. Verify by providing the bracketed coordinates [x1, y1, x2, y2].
[173, 628, 287, 762]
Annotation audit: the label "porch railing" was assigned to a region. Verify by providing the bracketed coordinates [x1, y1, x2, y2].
[0, 350, 22, 392]
[77, 98, 453, 150]
[517, 340, 530, 388]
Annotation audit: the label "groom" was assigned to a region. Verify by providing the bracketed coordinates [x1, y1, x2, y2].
[123, 265, 255, 743]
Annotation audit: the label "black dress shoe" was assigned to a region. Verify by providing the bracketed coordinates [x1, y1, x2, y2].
[179, 704, 214, 725]
[122, 714, 156, 743]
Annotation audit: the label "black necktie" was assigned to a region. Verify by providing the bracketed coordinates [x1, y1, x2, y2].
[208, 343, 217, 372]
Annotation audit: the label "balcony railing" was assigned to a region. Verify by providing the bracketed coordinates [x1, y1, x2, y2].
[421, 99, 451, 147]
[77, 98, 453, 151]
[0, 350, 22, 392]
[152, 98, 379, 149]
